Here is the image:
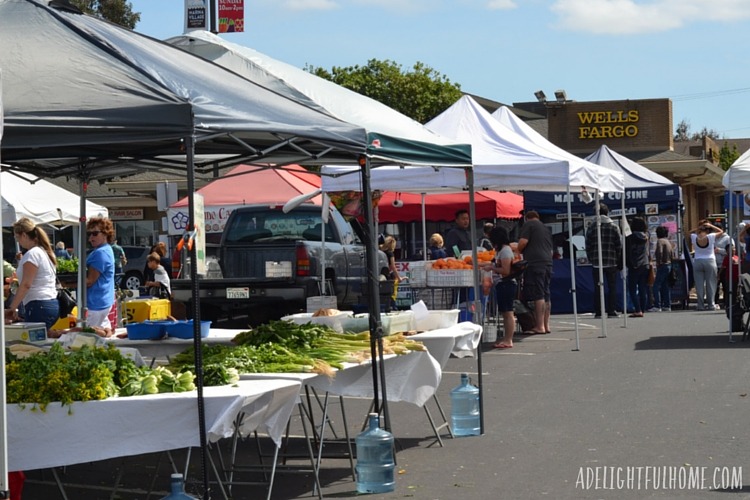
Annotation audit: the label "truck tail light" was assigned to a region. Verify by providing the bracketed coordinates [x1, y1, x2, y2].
[296, 245, 311, 276]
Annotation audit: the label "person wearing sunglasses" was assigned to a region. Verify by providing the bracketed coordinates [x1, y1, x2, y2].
[85, 217, 116, 336]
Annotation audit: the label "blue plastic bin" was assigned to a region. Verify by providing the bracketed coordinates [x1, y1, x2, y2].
[165, 320, 212, 339]
[126, 321, 168, 340]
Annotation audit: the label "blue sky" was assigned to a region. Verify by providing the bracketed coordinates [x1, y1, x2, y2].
[129, 0, 750, 139]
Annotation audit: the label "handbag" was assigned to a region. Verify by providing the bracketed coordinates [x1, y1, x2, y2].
[57, 286, 76, 319]
[507, 259, 528, 280]
[668, 264, 679, 287]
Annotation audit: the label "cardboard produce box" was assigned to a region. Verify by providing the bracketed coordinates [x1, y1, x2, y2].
[121, 298, 170, 324]
[6, 322, 47, 343]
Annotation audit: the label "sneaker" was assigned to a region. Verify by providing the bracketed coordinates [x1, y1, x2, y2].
[647, 307, 661, 313]
[714, 304, 721, 310]
[607, 312, 621, 318]
[661, 307, 671, 312]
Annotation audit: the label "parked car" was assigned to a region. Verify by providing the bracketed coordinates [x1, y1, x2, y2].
[120, 246, 150, 290]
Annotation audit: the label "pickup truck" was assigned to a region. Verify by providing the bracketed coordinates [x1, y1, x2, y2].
[170, 204, 389, 325]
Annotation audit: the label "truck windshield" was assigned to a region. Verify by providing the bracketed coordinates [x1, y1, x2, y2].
[224, 210, 336, 243]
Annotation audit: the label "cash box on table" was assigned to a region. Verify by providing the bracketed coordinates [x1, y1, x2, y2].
[6, 322, 47, 343]
[121, 298, 170, 324]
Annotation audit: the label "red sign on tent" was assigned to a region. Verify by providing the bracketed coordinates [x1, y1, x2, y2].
[218, 0, 244, 33]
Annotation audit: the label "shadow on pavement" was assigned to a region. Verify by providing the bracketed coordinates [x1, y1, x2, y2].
[635, 335, 750, 350]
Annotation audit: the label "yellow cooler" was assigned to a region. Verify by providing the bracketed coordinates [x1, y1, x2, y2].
[121, 298, 171, 324]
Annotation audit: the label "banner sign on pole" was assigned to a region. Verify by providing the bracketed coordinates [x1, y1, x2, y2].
[218, 0, 244, 32]
[185, 0, 208, 31]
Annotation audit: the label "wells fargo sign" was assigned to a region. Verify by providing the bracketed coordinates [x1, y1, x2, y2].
[547, 99, 672, 153]
[578, 110, 639, 139]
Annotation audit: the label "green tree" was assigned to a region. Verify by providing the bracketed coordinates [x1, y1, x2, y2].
[718, 141, 740, 170]
[69, 0, 140, 29]
[307, 59, 462, 123]
[674, 120, 721, 141]
[674, 119, 691, 141]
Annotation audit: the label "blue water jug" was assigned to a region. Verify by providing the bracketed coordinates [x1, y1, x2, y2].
[355, 413, 395, 494]
[160, 473, 198, 500]
[450, 373, 480, 437]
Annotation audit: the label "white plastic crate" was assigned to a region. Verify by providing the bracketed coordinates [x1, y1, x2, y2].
[339, 311, 415, 335]
[407, 261, 428, 287]
[426, 262, 474, 287]
[265, 261, 292, 278]
[282, 310, 352, 333]
[306, 295, 338, 313]
[413, 309, 460, 331]
[381, 311, 415, 334]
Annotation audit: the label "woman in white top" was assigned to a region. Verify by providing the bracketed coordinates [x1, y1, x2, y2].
[481, 226, 516, 349]
[5, 217, 59, 328]
[689, 220, 723, 311]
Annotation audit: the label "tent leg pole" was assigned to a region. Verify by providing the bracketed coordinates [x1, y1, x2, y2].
[567, 185, 581, 351]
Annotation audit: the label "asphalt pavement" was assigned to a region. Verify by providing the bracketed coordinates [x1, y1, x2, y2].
[21, 308, 750, 499]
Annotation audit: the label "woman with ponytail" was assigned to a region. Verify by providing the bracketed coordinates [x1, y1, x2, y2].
[5, 217, 59, 328]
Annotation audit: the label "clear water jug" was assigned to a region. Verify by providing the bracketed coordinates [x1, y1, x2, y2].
[355, 413, 395, 494]
[450, 373, 480, 437]
[160, 473, 198, 500]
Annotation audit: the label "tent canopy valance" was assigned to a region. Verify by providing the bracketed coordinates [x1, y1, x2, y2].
[376, 190, 523, 223]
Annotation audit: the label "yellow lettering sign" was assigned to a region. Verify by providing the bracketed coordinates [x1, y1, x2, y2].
[578, 110, 639, 139]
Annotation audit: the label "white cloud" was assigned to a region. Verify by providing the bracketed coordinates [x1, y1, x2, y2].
[552, 0, 750, 35]
[487, 0, 517, 9]
[283, 0, 338, 10]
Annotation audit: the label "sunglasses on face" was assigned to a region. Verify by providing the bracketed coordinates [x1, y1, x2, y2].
[87, 230, 101, 237]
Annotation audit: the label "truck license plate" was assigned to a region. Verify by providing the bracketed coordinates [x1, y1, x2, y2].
[226, 287, 250, 299]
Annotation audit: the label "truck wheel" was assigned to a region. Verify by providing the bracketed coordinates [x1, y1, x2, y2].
[121, 271, 143, 291]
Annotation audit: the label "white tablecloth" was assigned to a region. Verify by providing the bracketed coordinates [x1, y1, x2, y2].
[8, 379, 300, 471]
[411, 322, 483, 369]
[242, 350, 441, 407]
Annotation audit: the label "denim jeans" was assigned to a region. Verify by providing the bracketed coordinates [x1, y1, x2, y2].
[652, 264, 672, 310]
[627, 266, 649, 313]
[23, 298, 60, 330]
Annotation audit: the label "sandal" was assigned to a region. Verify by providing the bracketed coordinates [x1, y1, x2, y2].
[494, 342, 513, 349]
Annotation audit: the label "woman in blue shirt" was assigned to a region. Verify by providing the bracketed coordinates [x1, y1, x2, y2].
[85, 217, 115, 336]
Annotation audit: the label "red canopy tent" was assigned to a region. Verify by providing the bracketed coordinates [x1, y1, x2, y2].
[171, 164, 322, 207]
[376, 190, 523, 223]
[167, 164, 322, 235]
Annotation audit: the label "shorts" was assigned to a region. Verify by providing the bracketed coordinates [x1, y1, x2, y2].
[87, 307, 113, 331]
[522, 265, 551, 302]
[494, 279, 517, 313]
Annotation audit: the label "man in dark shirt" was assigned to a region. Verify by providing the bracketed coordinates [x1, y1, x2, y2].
[444, 209, 472, 257]
[585, 203, 623, 318]
[517, 210, 553, 333]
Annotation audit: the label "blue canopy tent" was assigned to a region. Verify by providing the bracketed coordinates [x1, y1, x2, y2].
[522, 145, 684, 314]
[524, 145, 682, 216]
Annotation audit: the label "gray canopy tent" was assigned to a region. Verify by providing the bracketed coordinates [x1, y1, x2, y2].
[0, 0, 472, 496]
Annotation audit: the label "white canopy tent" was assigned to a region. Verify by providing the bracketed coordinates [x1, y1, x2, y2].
[721, 150, 750, 340]
[323, 96, 625, 349]
[165, 30, 466, 157]
[1, 171, 108, 227]
[493, 104, 681, 333]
